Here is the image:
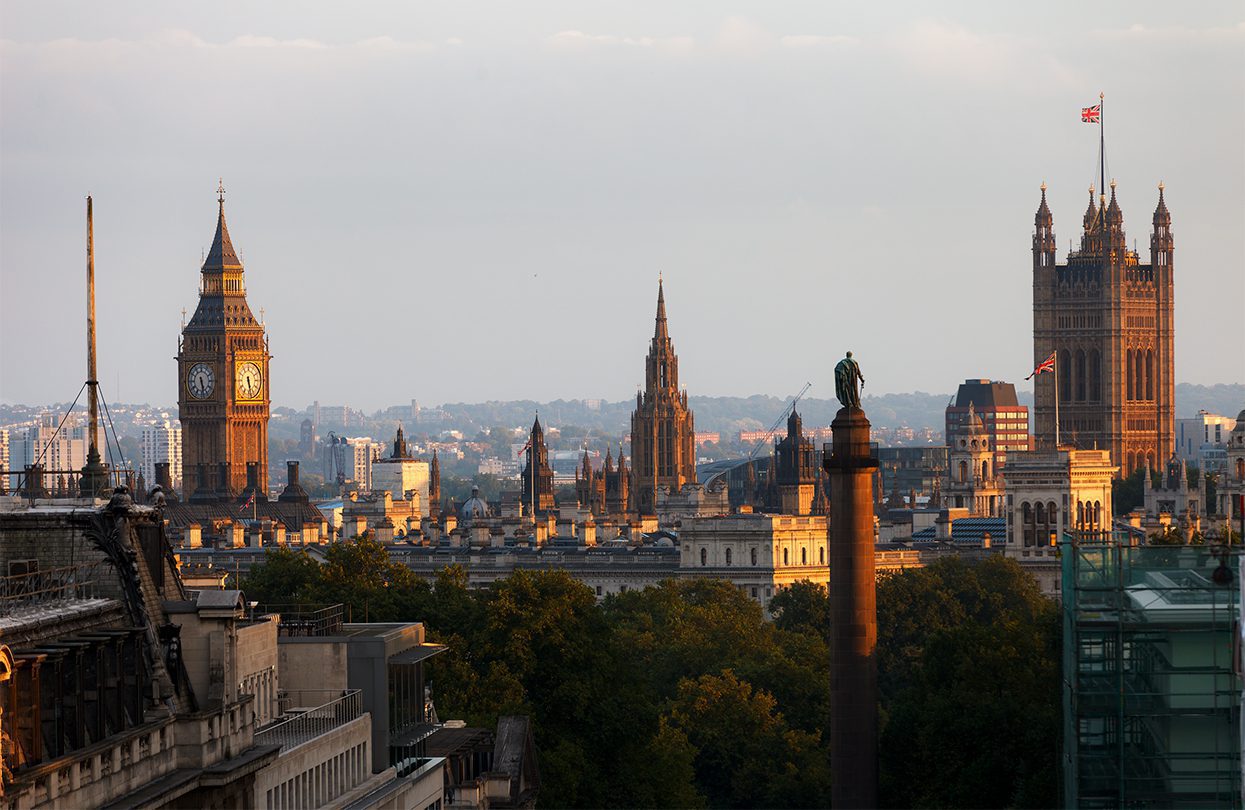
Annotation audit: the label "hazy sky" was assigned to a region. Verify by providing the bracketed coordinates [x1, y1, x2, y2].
[2, 2, 1242, 412]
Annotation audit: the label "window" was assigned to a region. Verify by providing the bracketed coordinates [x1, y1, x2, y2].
[596, 585, 602, 596]
[700, 547, 707, 566]
[750, 547, 758, 566]
[801, 548, 807, 565]
[819, 547, 825, 565]
[783, 548, 789, 566]
[751, 586, 758, 598]
[725, 548, 733, 566]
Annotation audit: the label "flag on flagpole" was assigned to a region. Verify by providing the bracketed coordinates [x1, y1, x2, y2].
[242, 491, 255, 509]
[1081, 104, 1101, 123]
[516, 439, 532, 459]
[1026, 351, 1057, 380]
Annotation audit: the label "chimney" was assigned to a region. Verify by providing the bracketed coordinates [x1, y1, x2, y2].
[155, 462, 173, 492]
[279, 460, 310, 503]
[216, 462, 235, 502]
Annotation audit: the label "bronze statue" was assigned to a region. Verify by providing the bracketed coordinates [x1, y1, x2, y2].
[834, 351, 865, 409]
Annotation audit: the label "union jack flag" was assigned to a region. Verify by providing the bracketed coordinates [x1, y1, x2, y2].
[1026, 351, 1057, 380]
[516, 438, 532, 459]
[242, 491, 255, 509]
[1081, 104, 1101, 123]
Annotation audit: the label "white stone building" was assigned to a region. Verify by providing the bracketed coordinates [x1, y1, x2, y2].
[141, 419, 183, 490]
[1003, 448, 1116, 595]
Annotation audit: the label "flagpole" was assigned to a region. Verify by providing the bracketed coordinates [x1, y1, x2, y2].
[1054, 352, 1061, 449]
[1099, 91, 1105, 206]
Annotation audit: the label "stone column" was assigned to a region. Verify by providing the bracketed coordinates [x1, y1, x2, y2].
[825, 406, 878, 808]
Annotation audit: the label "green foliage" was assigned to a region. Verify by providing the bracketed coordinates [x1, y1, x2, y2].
[877, 557, 1061, 808]
[244, 550, 1060, 808]
[1113, 467, 1147, 515]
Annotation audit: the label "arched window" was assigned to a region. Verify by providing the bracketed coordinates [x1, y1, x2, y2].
[801, 547, 807, 565]
[1035, 501, 1046, 526]
[725, 548, 732, 566]
[700, 547, 707, 567]
[1090, 349, 1102, 401]
[959, 460, 968, 483]
[1059, 350, 1071, 402]
[1047, 501, 1059, 543]
[1093, 501, 1101, 530]
[1126, 349, 1134, 400]
[1135, 352, 1145, 402]
[1145, 349, 1154, 400]
[981, 460, 990, 481]
[1077, 501, 1085, 528]
[1022, 501, 1035, 547]
[819, 547, 825, 565]
[1237, 458, 1245, 481]
[783, 548, 789, 566]
[1075, 349, 1086, 401]
[750, 547, 758, 566]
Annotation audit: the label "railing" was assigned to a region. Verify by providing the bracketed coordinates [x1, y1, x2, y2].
[264, 603, 345, 636]
[0, 562, 104, 613]
[256, 689, 362, 751]
[1, 467, 136, 500]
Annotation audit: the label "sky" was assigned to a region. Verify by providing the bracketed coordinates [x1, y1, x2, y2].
[2, 1, 1242, 412]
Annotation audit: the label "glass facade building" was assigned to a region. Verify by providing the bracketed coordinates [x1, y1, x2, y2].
[1063, 541, 1242, 808]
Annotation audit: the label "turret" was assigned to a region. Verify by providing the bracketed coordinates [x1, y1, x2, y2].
[1033, 182, 1056, 270]
[1151, 182, 1173, 274]
[1104, 179, 1126, 256]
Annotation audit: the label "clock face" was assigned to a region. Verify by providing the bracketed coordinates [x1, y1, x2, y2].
[188, 363, 215, 399]
[236, 361, 263, 400]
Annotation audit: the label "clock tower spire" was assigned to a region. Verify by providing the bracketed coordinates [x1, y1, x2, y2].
[177, 183, 271, 499]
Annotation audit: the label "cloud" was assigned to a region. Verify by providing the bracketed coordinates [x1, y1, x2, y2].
[716, 16, 773, 55]
[546, 29, 695, 53]
[780, 34, 857, 49]
[1098, 21, 1245, 42]
[891, 20, 1010, 77]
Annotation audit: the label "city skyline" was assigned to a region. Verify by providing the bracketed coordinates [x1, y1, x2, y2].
[2, 2, 1243, 411]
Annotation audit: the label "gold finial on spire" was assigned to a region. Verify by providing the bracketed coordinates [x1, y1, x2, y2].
[1109, 178, 1116, 190]
[1158, 181, 1165, 192]
[1089, 184, 1095, 196]
[216, 178, 226, 206]
[1040, 181, 1047, 192]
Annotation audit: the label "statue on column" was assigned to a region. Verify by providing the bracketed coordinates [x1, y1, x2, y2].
[834, 351, 865, 410]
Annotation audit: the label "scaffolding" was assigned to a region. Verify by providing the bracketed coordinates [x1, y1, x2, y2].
[1063, 540, 1242, 808]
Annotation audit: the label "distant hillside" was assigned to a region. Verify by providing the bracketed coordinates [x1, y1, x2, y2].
[1175, 384, 1245, 418]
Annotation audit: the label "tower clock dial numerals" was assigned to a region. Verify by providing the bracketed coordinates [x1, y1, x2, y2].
[236, 361, 263, 400]
[187, 363, 215, 398]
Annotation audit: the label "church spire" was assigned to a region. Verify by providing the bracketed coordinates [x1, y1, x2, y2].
[654, 276, 668, 342]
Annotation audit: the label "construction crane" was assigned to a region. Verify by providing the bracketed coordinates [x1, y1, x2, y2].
[746, 382, 813, 461]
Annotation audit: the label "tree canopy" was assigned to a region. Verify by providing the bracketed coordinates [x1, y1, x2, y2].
[242, 545, 1060, 808]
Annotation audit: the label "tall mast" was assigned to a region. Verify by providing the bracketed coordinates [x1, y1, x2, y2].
[80, 195, 109, 497]
[86, 196, 100, 455]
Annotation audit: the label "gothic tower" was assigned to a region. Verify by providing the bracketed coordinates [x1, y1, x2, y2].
[1032, 181, 1175, 475]
[178, 185, 271, 499]
[520, 416, 556, 515]
[774, 408, 817, 515]
[630, 279, 697, 515]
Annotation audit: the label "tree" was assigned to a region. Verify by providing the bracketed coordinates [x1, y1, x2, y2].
[240, 547, 322, 604]
[876, 556, 1061, 808]
[768, 580, 831, 645]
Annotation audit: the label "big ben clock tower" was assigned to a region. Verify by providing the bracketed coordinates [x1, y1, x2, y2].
[178, 182, 270, 499]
